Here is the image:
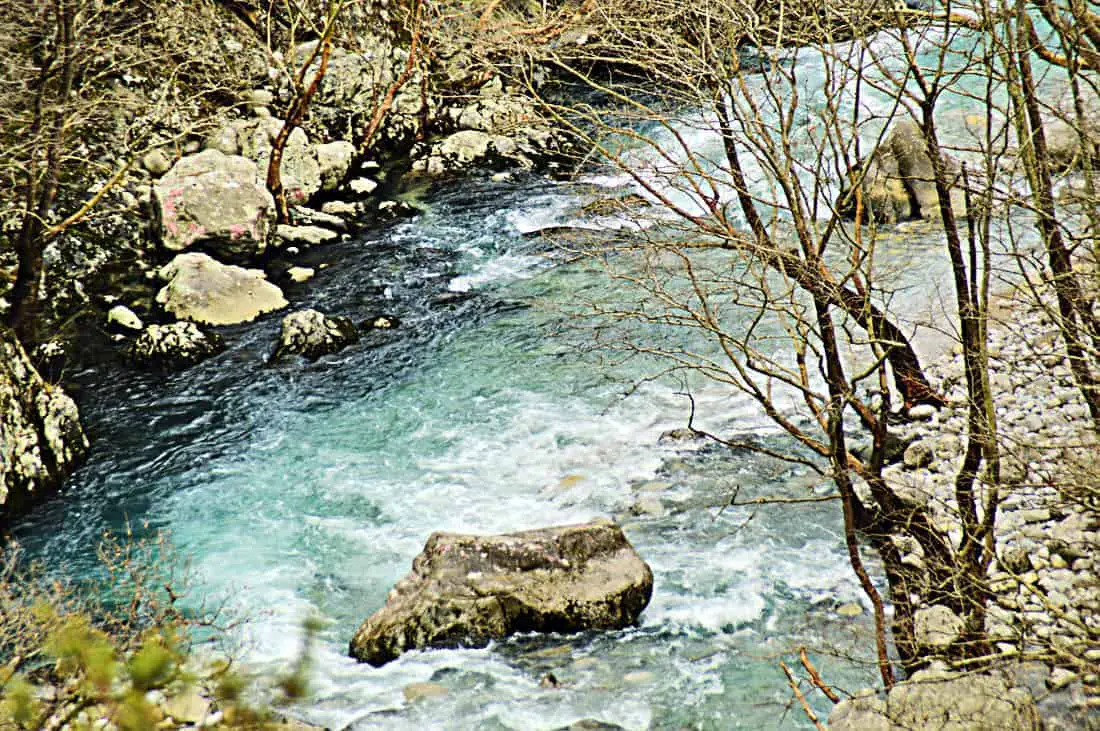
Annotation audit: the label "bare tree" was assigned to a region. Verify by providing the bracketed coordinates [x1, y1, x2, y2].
[0, 0, 252, 348]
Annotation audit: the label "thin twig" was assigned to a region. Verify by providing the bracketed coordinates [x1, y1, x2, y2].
[780, 661, 826, 731]
[800, 647, 840, 703]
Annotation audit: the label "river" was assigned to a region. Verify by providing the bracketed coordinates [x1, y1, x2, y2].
[11, 22, 1044, 730]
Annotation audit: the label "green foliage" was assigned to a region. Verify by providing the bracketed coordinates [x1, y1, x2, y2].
[0, 533, 318, 729]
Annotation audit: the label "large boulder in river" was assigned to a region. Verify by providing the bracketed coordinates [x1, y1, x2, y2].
[127, 322, 224, 371]
[349, 520, 653, 666]
[0, 327, 88, 523]
[155, 252, 287, 326]
[269, 309, 358, 363]
[153, 149, 276, 260]
[840, 120, 967, 224]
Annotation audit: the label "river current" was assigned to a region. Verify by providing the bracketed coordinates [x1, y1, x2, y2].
[12, 169, 888, 729]
[13, 21, 1054, 730]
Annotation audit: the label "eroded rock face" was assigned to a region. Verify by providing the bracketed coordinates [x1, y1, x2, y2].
[0, 327, 88, 522]
[153, 149, 276, 260]
[127, 322, 224, 371]
[828, 669, 1040, 731]
[270, 309, 358, 362]
[349, 520, 653, 666]
[155, 252, 287, 326]
[841, 120, 966, 224]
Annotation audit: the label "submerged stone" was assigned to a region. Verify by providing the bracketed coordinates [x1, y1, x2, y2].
[349, 520, 653, 666]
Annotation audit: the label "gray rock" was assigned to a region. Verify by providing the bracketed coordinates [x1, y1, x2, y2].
[275, 224, 338, 247]
[907, 403, 938, 421]
[554, 721, 626, 731]
[348, 177, 379, 195]
[270, 309, 358, 362]
[320, 200, 360, 217]
[902, 440, 934, 469]
[349, 520, 653, 666]
[316, 141, 356, 191]
[286, 266, 315, 283]
[1044, 116, 1099, 172]
[841, 120, 967, 224]
[913, 604, 965, 650]
[1000, 545, 1033, 575]
[0, 327, 88, 523]
[237, 118, 322, 205]
[127, 322, 224, 371]
[107, 304, 144, 332]
[828, 690, 893, 731]
[829, 670, 1040, 731]
[290, 206, 347, 231]
[205, 125, 240, 156]
[153, 150, 276, 260]
[142, 149, 173, 176]
[246, 88, 275, 109]
[155, 252, 287, 326]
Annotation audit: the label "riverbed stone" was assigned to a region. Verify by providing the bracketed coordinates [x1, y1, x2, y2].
[829, 670, 1040, 730]
[153, 149, 276, 260]
[841, 120, 967, 224]
[349, 520, 653, 666]
[0, 326, 88, 523]
[270, 309, 358, 362]
[913, 604, 965, 650]
[107, 304, 144, 333]
[155, 252, 287, 326]
[317, 141, 356, 191]
[275, 224, 338, 248]
[127, 322, 224, 371]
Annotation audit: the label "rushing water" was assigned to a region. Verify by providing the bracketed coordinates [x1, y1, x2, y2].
[15, 20, 1062, 730]
[11, 169, 888, 729]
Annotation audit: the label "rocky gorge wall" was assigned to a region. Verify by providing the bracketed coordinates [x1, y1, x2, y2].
[0, 328, 88, 524]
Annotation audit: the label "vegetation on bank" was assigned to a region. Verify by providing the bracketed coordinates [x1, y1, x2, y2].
[0, 530, 319, 729]
[1, 0, 1099, 727]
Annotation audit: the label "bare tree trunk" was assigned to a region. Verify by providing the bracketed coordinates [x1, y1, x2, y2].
[814, 295, 895, 688]
[267, 5, 339, 224]
[1010, 2, 1100, 426]
[7, 0, 76, 349]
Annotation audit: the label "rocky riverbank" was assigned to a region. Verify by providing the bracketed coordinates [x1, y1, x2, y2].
[0, 3, 575, 524]
[831, 283, 1100, 729]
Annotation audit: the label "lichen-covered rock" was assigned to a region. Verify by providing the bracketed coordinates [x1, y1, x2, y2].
[349, 520, 653, 666]
[828, 669, 1040, 731]
[840, 120, 967, 224]
[153, 149, 276, 260]
[127, 322, 224, 371]
[155, 252, 287, 326]
[269, 309, 358, 362]
[0, 327, 88, 523]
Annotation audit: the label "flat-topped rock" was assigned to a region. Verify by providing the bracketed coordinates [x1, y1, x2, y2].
[155, 252, 287, 326]
[349, 520, 653, 666]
